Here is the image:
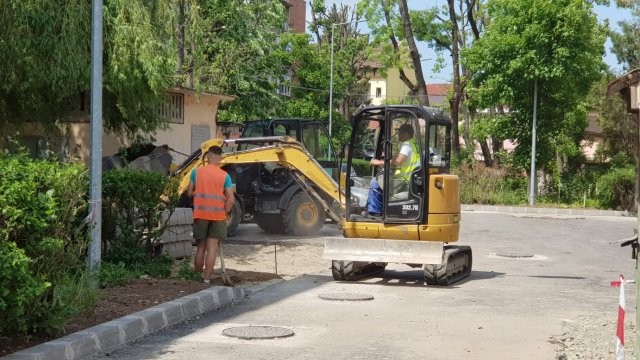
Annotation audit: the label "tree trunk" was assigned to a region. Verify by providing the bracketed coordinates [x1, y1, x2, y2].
[492, 106, 506, 155]
[479, 139, 494, 167]
[461, 96, 471, 146]
[397, 0, 429, 106]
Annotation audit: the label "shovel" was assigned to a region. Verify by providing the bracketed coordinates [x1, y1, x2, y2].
[218, 244, 233, 286]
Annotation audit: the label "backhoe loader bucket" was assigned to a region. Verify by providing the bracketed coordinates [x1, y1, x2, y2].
[323, 237, 444, 265]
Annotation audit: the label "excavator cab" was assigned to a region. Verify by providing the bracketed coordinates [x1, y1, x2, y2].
[343, 106, 451, 224]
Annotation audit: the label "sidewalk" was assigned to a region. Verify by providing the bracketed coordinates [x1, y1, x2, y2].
[1, 287, 248, 360]
[462, 204, 632, 217]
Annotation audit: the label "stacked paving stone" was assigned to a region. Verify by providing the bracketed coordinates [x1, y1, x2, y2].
[158, 208, 194, 258]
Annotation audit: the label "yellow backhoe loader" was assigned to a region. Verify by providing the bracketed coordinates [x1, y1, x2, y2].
[176, 105, 471, 285]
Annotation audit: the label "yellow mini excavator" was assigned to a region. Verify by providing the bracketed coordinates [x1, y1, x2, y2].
[176, 105, 471, 285]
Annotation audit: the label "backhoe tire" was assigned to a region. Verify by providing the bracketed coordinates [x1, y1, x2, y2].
[226, 200, 242, 237]
[255, 213, 286, 234]
[282, 191, 326, 236]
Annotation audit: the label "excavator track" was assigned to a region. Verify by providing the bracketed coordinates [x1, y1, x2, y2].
[331, 260, 386, 281]
[423, 245, 472, 286]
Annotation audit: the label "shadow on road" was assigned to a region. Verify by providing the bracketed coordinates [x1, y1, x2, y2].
[527, 275, 586, 280]
[329, 269, 506, 289]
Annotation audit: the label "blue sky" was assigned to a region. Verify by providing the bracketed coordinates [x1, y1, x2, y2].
[311, 1, 634, 83]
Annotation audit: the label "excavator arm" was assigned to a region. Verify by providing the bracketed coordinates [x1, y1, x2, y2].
[221, 137, 345, 225]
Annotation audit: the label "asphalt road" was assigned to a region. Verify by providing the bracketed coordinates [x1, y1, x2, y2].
[90, 211, 638, 360]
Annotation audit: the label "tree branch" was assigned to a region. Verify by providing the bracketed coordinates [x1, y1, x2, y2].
[383, 5, 417, 93]
[466, 0, 481, 40]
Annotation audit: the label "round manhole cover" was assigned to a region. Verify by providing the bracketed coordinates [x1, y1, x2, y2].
[318, 293, 374, 301]
[222, 326, 294, 340]
[494, 252, 534, 259]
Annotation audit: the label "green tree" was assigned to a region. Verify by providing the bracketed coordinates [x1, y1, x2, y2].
[611, 1, 640, 70]
[0, 0, 176, 137]
[587, 74, 637, 162]
[276, 1, 371, 147]
[411, 0, 489, 157]
[463, 0, 606, 172]
[175, 0, 289, 122]
[357, 0, 430, 106]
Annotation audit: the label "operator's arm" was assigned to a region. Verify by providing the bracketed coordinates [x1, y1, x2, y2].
[223, 174, 235, 213]
[391, 154, 407, 167]
[388, 141, 413, 167]
[370, 153, 407, 167]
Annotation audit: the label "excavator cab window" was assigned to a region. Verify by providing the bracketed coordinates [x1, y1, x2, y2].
[382, 111, 423, 223]
[344, 116, 382, 220]
[428, 123, 450, 170]
[301, 122, 337, 179]
[345, 107, 434, 224]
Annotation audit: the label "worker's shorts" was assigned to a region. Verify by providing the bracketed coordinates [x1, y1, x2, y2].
[192, 219, 227, 245]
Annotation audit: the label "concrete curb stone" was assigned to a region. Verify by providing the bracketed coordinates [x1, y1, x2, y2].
[1, 286, 247, 360]
[462, 204, 631, 217]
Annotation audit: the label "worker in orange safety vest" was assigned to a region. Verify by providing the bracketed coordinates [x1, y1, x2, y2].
[187, 146, 235, 284]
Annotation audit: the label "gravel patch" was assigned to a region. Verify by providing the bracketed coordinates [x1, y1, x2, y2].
[553, 315, 637, 360]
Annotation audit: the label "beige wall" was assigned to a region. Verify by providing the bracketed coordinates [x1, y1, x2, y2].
[64, 122, 128, 163]
[385, 68, 414, 104]
[367, 68, 413, 105]
[580, 137, 602, 161]
[152, 90, 222, 164]
[369, 79, 387, 105]
[18, 90, 229, 166]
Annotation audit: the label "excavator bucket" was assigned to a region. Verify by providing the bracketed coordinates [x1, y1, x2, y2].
[323, 237, 444, 265]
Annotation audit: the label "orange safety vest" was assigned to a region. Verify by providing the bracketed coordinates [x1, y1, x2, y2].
[192, 165, 228, 221]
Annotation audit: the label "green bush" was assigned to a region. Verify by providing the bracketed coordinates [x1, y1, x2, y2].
[102, 169, 178, 259]
[596, 167, 635, 211]
[0, 152, 94, 335]
[0, 242, 50, 334]
[455, 163, 526, 205]
[101, 169, 178, 287]
[141, 254, 173, 278]
[178, 258, 201, 281]
[350, 158, 372, 177]
[99, 262, 140, 288]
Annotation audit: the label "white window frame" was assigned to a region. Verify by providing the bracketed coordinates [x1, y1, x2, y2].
[159, 93, 184, 124]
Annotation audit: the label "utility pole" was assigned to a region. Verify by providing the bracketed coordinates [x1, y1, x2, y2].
[88, 0, 104, 286]
[528, 79, 538, 207]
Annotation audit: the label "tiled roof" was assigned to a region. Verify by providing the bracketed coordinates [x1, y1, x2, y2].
[426, 83, 452, 96]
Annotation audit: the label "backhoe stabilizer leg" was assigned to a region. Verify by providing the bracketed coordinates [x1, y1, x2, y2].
[423, 245, 472, 286]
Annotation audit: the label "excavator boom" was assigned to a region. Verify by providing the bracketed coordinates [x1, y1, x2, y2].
[221, 137, 344, 207]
